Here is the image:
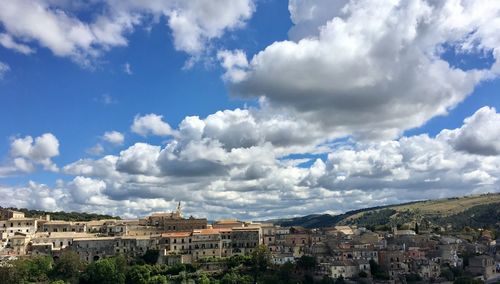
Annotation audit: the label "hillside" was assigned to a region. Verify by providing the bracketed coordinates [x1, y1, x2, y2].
[271, 193, 500, 230]
[0, 206, 120, 221]
[344, 193, 500, 221]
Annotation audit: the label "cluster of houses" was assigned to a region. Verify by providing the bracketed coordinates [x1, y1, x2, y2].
[1, 206, 499, 283]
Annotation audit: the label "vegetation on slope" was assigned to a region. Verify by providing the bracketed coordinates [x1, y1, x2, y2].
[430, 202, 500, 229]
[0, 247, 341, 284]
[0, 206, 120, 221]
[272, 193, 500, 230]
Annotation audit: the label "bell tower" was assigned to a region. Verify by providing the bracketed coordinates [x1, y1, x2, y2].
[175, 201, 182, 218]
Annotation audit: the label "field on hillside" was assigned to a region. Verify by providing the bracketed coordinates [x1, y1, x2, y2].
[343, 193, 500, 222]
[391, 193, 500, 215]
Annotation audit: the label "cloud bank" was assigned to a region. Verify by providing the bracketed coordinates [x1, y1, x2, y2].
[1, 106, 498, 220]
[0, 0, 255, 64]
[2, 0, 500, 220]
[221, 0, 500, 139]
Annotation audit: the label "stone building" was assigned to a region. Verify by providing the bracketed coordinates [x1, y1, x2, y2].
[1, 209, 25, 220]
[9, 233, 30, 255]
[72, 236, 155, 262]
[212, 219, 245, 229]
[99, 220, 129, 236]
[41, 221, 87, 233]
[0, 216, 37, 238]
[409, 258, 440, 280]
[30, 232, 96, 255]
[146, 203, 207, 232]
[220, 228, 232, 257]
[379, 249, 409, 281]
[231, 226, 262, 255]
[192, 229, 223, 261]
[467, 255, 497, 279]
[330, 260, 360, 279]
[159, 232, 192, 255]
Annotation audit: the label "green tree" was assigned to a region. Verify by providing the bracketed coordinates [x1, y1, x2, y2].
[142, 250, 160, 265]
[226, 255, 252, 269]
[441, 268, 455, 281]
[369, 259, 389, 280]
[126, 265, 152, 284]
[251, 245, 271, 282]
[453, 276, 484, 284]
[319, 275, 335, 284]
[52, 251, 86, 283]
[277, 261, 295, 283]
[303, 273, 314, 284]
[148, 275, 169, 284]
[297, 255, 316, 270]
[221, 272, 252, 284]
[0, 265, 23, 284]
[198, 274, 210, 284]
[82, 257, 126, 284]
[405, 273, 422, 282]
[20, 255, 54, 283]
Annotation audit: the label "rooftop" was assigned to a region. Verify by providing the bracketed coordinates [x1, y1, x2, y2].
[161, 232, 192, 238]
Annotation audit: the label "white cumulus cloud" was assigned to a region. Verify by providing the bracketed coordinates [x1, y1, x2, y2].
[131, 113, 174, 137]
[440, 106, 500, 156]
[102, 131, 125, 145]
[8, 133, 60, 172]
[221, 0, 500, 139]
[0, 0, 256, 64]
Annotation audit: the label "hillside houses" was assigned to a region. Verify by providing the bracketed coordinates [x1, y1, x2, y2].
[0, 207, 499, 283]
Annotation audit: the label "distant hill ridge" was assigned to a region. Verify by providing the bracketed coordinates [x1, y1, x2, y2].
[270, 193, 500, 229]
[0, 206, 120, 221]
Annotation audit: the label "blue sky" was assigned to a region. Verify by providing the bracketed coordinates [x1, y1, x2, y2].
[0, 0, 499, 219]
[0, 0, 290, 174]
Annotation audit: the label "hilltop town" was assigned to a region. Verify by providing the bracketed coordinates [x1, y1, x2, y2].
[0, 201, 499, 284]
